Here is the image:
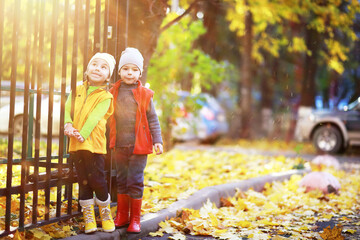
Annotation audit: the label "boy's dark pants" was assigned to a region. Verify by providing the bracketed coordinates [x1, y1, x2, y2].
[72, 150, 109, 201]
[114, 147, 147, 199]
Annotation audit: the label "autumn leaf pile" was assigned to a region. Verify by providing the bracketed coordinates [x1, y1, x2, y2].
[0, 165, 80, 229]
[141, 148, 307, 214]
[150, 166, 360, 239]
[0, 187, 80, 239]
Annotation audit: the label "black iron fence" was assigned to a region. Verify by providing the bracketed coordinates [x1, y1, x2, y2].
[0, 0, 121, 237]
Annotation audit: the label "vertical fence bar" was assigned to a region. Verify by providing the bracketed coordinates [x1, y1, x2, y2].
[45, 0, 59, 221]
[57, 0, 70, 218]
[125, 0, 129, 48]
[103, 0, 112, 197]
[68, 0, 81, 214]
[19, 0, 33, 231]
[94, 0, 101, 53]
[83, 0, 90, 71]
[112, 0, 120, 83]
[0, 0, 4, 86]
[28, 0, 41, 159]
[5, 0, 20, 233]
[103, 0, 109, 52]
[33, 0, 46, 224]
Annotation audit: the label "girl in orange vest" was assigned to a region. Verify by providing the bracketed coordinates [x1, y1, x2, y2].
[64, 53, 116, 234]
[108, 47, 163, 233]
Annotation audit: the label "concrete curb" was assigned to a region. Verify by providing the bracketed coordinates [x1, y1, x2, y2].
[65, 169, 309, 240]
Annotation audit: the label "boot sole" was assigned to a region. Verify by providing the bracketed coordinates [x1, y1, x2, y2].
[115, 223, 129, 228]
[85, 228, 97, 234]
[127, 231, 141, 234]
[103, 227, 115, 233]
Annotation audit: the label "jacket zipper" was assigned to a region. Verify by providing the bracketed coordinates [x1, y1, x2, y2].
[75, 88, 102, 141]
[143, 125, 149, 144]
[134, 91, 142, 139]
[78, 88, 100, 118]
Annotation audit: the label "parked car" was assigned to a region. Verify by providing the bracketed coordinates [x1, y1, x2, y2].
[0, 80, 82, 138]
[0, 94, 63, 137]
[171, 91, 229, 143]
[295, 97, 360, 154]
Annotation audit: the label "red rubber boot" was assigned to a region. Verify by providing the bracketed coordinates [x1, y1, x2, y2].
[127, 198, 142, 233]
[114, 194, 130, 227]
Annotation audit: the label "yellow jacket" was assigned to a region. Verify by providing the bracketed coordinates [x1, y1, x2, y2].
[68, 83, 114, 154]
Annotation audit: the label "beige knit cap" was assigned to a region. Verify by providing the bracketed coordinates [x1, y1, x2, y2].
[87, 52, 116, 78]
[118, 47, 144, 73]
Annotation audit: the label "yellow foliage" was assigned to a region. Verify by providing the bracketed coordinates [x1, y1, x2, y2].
[320, 225, 345, 240]
[236, 199, 248, 211]
[28, 229, 52, 240]
[143, 147, 309, 215]
[237, 220, 252, 228]
[13, 230, 25, 240]
[343, 228, 356, 234]
[328, 58, 344, 74]
[151, 157, 360, 239]
[288, 37, 308, 53]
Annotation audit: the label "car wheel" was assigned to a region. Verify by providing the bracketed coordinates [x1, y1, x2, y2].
[313, 125, 343, 154]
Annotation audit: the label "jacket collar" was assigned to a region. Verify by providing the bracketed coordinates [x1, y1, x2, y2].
[112, 79, 142, 90]
[84, 80, 108, 90]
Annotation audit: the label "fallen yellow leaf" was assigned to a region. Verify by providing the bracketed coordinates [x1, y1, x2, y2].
[319, 225, 344, 240]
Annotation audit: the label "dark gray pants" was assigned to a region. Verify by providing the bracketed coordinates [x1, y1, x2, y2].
[72, 150, 109, 201]
[114, 147, 147, 199]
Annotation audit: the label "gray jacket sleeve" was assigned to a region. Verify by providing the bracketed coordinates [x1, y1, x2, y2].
[146, 99, 163, 144]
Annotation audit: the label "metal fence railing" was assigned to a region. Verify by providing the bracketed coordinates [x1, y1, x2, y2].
[0, 0, 121, 237]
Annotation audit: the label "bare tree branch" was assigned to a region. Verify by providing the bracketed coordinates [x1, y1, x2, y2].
[159, 0, 202, 33]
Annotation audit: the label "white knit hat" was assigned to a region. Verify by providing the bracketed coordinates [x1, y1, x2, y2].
[87, 52, 116, 78]
[118, 47, 144, 73]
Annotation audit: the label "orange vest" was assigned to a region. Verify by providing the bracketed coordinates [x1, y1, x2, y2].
[69, 83, 114, 154]
[109, 80, 154, 154]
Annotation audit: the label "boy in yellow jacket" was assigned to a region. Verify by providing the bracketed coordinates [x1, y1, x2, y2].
[64, 53, 115, 234]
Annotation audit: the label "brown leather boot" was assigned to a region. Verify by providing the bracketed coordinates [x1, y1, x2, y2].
[127, 198, 142, 233]
[114, 194, 130, 227]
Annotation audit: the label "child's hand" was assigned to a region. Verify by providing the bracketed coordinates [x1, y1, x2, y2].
[64, 123, 77, 137]
[73, 131, 85, 143]
[154, 143, 163, 155]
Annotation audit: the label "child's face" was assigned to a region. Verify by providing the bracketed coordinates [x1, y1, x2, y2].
[119, 63, 141, 85]
[86, 58, 110, 86]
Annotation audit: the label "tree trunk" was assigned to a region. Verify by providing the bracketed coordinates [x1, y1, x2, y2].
[260, 57, 274, 138]
[107, 0, 168, 83]
[239, 5, 253, 139]
[352, 73, 360, 102]
[195, 0, 241, 97]
[300, 28, 320, 107]
[260, 77, 272, 138]
[351, 40, 360, 102]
